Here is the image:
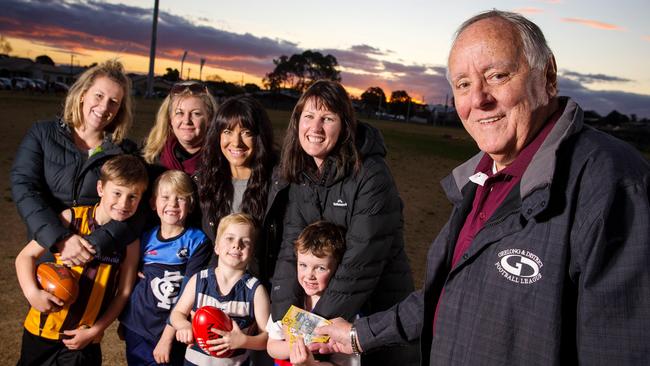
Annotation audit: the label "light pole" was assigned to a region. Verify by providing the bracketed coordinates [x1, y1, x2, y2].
[145, 0, 159, 98]
[199, 58, 205, 81]
[180, 51, 188, 80]
[69, 54, 75, 80]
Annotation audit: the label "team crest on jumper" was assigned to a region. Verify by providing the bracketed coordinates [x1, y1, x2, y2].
[151, 270, 184, 309]
[495, 248, 543, 285]
[177, 247, 189, 259]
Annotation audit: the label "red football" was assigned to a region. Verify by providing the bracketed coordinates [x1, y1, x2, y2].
[192, 306, 234, 358]
[36, 262, 79, 306]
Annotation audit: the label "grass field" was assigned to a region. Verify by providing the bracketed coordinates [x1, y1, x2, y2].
[0, 91, 476, 364]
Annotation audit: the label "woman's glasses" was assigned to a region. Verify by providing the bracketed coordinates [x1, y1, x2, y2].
[170, 82, 208, 95]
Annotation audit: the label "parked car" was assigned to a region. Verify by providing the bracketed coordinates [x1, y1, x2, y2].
[11, 77, 36, 91]
[32, 78, 47, 92]
[51, 81, 69, 92]
[0, 77, 11, 90]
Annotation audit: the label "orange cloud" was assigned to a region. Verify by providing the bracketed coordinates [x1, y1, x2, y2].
[561, 18, 624, 31]
[514, 7, 544, 14]
[643, 36, 650, 42]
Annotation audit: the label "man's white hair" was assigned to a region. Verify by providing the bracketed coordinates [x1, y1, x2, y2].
[446, 10, 554, 81]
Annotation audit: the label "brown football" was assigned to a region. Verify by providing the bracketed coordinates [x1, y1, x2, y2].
[36, 262, 79, 306]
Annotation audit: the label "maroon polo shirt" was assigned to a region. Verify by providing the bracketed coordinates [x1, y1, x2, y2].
[451, 112, 559, 268]
[433, 108, 561, 333]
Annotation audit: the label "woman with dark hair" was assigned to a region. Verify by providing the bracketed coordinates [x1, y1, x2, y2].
[197, 95, 287, 286]
[271, 80, 418, 365]
[11, 59, 143, 266]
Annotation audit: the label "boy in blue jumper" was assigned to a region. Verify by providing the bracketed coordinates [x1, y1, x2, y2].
[120, 170, 211, 365]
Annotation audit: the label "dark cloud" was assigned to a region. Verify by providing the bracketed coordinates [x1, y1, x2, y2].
[0, 0, 299, 71]
[321, 48, 384, 72]
[350, 44, 386, 56]
[561, 70, 632, 84]
[559, 75, 650, 117]
[381, 61, 427, 75]
[1, 1, 648, 116]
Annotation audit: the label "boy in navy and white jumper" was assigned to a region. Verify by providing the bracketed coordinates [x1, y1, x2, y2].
[171, 213, 270, 366]
[120, 170, 211, 365]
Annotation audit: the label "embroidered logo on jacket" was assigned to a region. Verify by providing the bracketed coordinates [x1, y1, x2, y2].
[333, 199, 348, 207]
[495, 249, 543, 285]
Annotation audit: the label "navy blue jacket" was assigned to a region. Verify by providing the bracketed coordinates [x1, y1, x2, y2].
[356, 98, 650, 365]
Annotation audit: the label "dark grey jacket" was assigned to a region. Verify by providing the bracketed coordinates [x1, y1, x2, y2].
[271, 122, 415, 321]
[11, 119, 143, 255]
[356, 98, 650, 365]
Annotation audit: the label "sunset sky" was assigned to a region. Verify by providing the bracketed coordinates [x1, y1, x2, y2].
[2, 0, 650, 117]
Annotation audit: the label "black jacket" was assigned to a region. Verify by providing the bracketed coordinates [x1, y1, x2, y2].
[201, 166, 289, 288]
[11, 119, 143, 255]
[271, 122, 415, 321]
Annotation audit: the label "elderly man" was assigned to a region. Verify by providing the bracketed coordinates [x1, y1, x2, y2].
[317, 10, 650, 365]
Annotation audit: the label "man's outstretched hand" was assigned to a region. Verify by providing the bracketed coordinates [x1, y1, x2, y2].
[311, 317, 357, 355]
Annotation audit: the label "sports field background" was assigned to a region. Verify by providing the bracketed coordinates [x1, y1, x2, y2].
[0, 91, 476, 364]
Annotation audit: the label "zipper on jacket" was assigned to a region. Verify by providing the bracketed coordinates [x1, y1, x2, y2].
[476, 208, 521, 238]
[71, 154, 82, 206]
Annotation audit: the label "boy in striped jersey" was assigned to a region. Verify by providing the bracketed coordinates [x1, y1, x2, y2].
[170, 213, 270, 366]
[15, 155, 147, 366]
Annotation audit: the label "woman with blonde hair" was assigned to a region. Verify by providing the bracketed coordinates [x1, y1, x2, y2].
[142, 81, 218, 175]
[11, 59, 143, 265]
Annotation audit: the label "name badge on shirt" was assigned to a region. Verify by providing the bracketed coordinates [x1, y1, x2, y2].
[469, 172, 489, 186]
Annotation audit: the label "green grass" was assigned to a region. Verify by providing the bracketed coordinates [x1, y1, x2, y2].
[379, 127, 478, 161]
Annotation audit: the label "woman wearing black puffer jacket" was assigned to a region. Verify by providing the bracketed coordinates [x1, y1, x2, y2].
[11, 60, 144, 265]
[271, 80, 419, 365]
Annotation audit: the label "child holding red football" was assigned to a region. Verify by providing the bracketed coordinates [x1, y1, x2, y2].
[266, 221, 359, 366]
[119, 170, 212, 365]
[15, 155, 147, 366]
[170, 213, 270, 366]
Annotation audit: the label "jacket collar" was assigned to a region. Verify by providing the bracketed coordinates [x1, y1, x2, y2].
[58, 117, 117, 148]
[443, 97, 584, 208]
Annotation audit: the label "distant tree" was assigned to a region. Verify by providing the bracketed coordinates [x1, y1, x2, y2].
[582, 110, 602, 126]
[390, 90, 411, 103]
[601, 110, 630, 127]
[206, 80, 244, 97]
[264, 50, 341, 92]
[0, 35, 12, 55]
[361, 87, 386, 115]
[243, 83, 261, 94]
[35, 55, 55, 66]
[163, 68, 180, 82]
[389, 90, 411, 117]
[206, 74, 224, 82]
[360, 87, 386, 118]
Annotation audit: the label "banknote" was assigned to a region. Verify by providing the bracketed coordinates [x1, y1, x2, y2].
[281, 305, 331, 344]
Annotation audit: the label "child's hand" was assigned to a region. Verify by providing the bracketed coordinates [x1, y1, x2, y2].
[290, 336, 316, 366]
[61, 325, 98, 350]
[209, 320, 246, 355]
[26, 287, 63, 314]
[153, 336, 173, 364]
[176, 324, 194, 344]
